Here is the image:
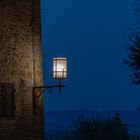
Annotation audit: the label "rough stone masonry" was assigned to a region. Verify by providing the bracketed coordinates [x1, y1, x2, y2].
[0, 0, 44, 139]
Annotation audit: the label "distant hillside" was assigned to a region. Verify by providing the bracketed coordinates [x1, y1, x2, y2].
[45, 109, 140, 134]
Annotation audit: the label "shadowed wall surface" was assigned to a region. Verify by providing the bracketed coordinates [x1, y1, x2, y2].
[0, 0, 44, 139]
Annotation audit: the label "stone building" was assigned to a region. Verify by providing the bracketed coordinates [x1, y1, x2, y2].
[0, 0, 44, 139]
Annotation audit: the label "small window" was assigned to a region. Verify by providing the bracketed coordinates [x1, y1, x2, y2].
[0, 83, 15, 118]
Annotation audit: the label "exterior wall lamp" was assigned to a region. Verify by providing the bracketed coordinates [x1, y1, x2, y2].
[53, 57, 67, 93]
[33, 57, 67, 116]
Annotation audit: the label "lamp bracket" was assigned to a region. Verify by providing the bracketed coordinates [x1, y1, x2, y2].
[32, 84, 66, 116]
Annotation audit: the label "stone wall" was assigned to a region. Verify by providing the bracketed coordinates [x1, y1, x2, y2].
[0, 0, 44, 139]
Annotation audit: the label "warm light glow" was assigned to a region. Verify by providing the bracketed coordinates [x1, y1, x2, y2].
[57, 64, 65, 71]
[53, 57, 67, 79]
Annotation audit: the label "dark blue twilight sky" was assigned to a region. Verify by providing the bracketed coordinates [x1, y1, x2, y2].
[41, 0, 139, 111]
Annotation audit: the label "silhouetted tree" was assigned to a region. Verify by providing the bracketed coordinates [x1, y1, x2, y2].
[124, 33, 140, 84]
[72, 113, 129, 140]
[105, 112, 129, 140]
[124, 0, 140, 84]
